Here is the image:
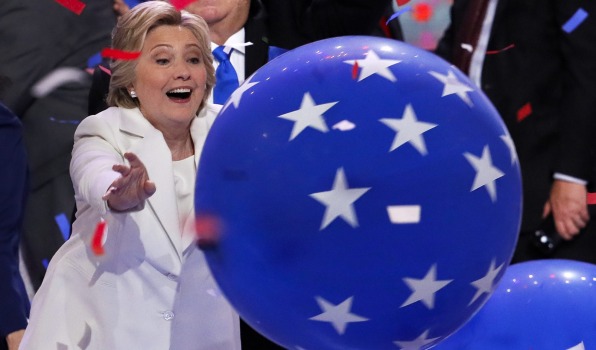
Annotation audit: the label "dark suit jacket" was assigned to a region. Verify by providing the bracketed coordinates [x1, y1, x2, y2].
[436, 0, 596, 262]
[0, 103, 30, 348]
[88, 0, 400, 115]
[0, 0, 115, 290]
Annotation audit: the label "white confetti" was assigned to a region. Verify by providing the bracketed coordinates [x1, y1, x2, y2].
[31, 67, 89, 98]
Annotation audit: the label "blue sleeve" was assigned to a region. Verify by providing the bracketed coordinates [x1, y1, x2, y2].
[0, 103, 30, 337]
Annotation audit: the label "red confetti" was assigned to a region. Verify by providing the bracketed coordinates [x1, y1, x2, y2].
[170, 0, 196, 10]
[412, 3, 433, 22]
[98, 65, 112, 76]
[587, 193, 596, 205]
[516, 102, 532, 122]
[352, 61, 359, 80]
[55, 0, 86, 15]
[396, 0, 411, 6]
[486, 43, 516, 55]
[101, 48, 141, 61]
[91, 220, 107, 256]
[195, 215, 221, 249]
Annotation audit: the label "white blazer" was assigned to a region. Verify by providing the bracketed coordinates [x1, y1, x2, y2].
[20, 106, 241, 350]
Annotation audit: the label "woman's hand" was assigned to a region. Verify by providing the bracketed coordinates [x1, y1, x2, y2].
[103, 152, 156, 211]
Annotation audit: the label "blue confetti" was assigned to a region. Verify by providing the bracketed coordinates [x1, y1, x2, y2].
[386, 5, 412, 25]
[54, 213, 71, 241]
[563, 8, 588, 33]
[124, 0, 141, 9]
[86, 52, 102, 69]
[42, 259, 49, 269]
[49, 117, 80, 125]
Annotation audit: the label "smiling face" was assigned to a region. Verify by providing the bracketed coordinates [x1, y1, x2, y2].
[131, 25, 207, 132]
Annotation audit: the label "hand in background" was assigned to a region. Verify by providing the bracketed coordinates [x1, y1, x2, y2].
[103, 152, 156, 211]
[113, 0, 130, 17]
[6, 329, 25, 350]
[543, 179, 589, 240]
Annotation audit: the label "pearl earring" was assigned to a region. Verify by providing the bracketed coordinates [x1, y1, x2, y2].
[130, 90, 137, 98]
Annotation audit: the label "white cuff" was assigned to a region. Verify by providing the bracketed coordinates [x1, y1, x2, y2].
[553, 172, 588, 185]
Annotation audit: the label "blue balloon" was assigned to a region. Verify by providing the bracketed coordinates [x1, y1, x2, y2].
[435, 259, 596, 350]
[195, 36, 522, 349]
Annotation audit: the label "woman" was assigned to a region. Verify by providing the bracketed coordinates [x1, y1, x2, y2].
[20, 2, 240, 349]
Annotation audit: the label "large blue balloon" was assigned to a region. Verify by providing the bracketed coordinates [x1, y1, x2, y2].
[436, 259, 596, 350]
[195, 36, 522, 349]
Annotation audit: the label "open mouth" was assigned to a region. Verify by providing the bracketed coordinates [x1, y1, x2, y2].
[166, 88, 192, 101]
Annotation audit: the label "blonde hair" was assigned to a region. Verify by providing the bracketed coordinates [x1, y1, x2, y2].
[106, 1, 214, 112]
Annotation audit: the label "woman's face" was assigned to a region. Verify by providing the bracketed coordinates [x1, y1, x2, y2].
[131, 25, 207, 131]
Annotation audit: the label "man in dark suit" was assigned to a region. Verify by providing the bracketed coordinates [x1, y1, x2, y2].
[0, 0, 115, 291]
[0, 99, 31, 350]
[435, 0, 596, 263]
[88, 0, 402, 114]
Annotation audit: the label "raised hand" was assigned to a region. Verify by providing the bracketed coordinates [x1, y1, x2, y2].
[102, 152, 156, 211]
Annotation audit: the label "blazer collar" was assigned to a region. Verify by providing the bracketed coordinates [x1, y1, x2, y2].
[118, 107, 217, 258]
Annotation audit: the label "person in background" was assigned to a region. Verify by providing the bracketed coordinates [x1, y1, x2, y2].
[435, 0, 596, 263]
[0, 78, 31, 350]
[0, 0, 115, 292]
[20, 2, 240, 349]
[88, 0, 401, 115]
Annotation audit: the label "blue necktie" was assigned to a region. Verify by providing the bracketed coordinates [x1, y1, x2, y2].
[212, 46, 239, 104]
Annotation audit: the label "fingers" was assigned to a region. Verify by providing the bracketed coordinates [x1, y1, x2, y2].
[143, 180, 157, 197]
[542, 202, 551, 219]
[549, 179, 589, 240]
[102, 186, 118, 201]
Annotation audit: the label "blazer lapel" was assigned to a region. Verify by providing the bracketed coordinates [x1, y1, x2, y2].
[180, 105, 217, 253]
[119, 108, 184, 260]
[244, 3, 269, 77]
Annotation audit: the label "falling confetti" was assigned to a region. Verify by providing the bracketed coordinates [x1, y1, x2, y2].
[195, 214, 221, 249]
[54, 0, 86, 15]
[587, 193, 596, 205]
[396, 0, 411, 6]
[54, 213, 71, 241]
[386, 5, 413, 25]
[563, 8, 588, 33]
[412, 3, 433, 22]
[351, 61, 359, 80]
[516, 102, 532, 122]
[170, 0, 196, 10]
[31, 67, 89, 98]
[91, 220, 107, 256]
[486, 43, 516, 55]
[98, 65, 112, 76]
[100, 48, 141, 60]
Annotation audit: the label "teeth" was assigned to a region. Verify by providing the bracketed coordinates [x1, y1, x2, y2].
[168, 88, 191, 93]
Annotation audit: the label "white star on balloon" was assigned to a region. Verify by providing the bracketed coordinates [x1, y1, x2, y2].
[393, 330, 440, 350]
[278, 92, 338, 141]
[568, 341, 586, 350]
[309, 167, 371, 230]
[464, 145, 505, 202]
[469, 259, 504, 305]
[429, 70, 474, 106]
[380, 104, 438, 155]
[401, 264, 453, 309]
[222, 74, 259, 112]
[500, 133, 518, 165]
[344, 49, 401, 82]
[309, 296, 369, 334]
